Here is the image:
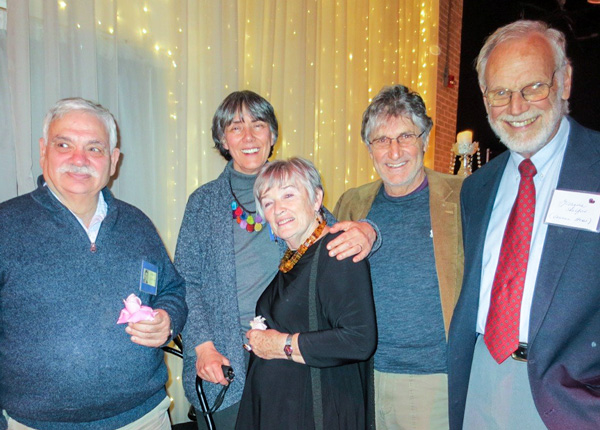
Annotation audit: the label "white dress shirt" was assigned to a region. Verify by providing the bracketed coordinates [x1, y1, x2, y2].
[477, 117, 570, 342]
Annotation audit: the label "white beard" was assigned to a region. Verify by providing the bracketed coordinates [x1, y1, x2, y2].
[488, 97, 565, 155]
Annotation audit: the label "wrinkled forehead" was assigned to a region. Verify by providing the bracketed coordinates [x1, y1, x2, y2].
[485, 35, 555, 89]
[48, 111, 110, 141]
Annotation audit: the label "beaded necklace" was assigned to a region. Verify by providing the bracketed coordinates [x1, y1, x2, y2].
[230, 180, 265, 233]
[279, 219, 327, 273]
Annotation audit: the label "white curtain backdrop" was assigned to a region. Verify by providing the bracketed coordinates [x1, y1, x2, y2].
[0, 6, 17, 204]
[1, 0, 440, 423]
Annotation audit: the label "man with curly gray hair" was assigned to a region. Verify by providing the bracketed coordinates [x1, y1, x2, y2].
[335, 84, 464, 429]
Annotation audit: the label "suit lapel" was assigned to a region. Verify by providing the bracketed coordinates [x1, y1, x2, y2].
[428, 170, 461, 335]
[529, 120, 600, 344]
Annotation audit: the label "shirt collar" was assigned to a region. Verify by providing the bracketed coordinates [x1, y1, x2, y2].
[89, 191, 108, 227]
[45, 184, 107, 229]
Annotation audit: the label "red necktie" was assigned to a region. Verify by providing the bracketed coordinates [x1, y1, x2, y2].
[484, 159, 537, 363]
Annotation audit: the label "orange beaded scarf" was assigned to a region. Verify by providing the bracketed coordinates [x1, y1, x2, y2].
[279, 220, 327, 273]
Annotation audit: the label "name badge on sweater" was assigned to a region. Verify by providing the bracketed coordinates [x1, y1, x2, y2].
[140, 260, 158, 295]
[545, 189, 600, 233]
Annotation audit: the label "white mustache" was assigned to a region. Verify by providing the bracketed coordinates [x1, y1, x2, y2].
[58, 165, 99, 178]
[496, 109, 542, 122]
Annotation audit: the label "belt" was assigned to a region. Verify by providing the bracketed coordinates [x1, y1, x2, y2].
[511, 342, 528, 362]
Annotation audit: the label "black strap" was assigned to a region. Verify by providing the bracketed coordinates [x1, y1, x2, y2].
[196, 375, 230, 416]
[308, 240, 324, 430]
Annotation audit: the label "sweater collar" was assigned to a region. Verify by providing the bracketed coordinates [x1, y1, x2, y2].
[33, 175, 118, 232]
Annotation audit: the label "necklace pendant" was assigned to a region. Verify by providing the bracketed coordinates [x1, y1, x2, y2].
[230, 196, 264, 234]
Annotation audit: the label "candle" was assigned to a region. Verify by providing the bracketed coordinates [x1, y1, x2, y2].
[457, 130, 473, 144]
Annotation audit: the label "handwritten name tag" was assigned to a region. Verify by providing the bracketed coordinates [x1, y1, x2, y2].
[545, 189, 600, 233]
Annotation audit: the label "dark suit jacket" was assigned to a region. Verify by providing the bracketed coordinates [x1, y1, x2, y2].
[448, 118, 600, 430]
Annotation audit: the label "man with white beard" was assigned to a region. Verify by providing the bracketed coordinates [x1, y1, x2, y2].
[448, 20, 600, 430]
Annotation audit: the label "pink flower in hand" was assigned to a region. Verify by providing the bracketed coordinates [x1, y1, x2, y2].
[117, 294, 158, 324]
[250, 316, 267, 330]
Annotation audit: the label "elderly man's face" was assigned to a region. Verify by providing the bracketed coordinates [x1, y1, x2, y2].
[368, 115, 427, 197]
[483, 34, 572, 157]
[40, 111, 120, 205]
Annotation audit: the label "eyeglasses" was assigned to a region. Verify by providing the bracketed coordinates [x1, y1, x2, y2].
[484, 70, 557, 107]
[369, 130, 425, 150]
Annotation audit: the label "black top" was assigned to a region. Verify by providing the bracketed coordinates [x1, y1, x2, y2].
[236, 232, 377, 430]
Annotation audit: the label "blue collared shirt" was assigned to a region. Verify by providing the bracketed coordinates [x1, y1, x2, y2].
[477, 117, 570, 342]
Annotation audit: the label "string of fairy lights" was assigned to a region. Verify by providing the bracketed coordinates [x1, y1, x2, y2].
[51, 0, 440, 243]
[41, 0, 442, 419]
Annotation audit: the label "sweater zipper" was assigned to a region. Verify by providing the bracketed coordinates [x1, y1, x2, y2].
[90, 243, 97, 253]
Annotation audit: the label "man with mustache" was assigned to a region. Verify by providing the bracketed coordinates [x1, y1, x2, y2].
[448, 20, 600, 429]
[0, 98, 187, 429]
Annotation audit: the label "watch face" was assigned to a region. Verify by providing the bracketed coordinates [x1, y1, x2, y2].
[284, 344, 293, 358]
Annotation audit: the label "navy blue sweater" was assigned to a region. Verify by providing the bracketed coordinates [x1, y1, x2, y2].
[0, 179, 187, 429]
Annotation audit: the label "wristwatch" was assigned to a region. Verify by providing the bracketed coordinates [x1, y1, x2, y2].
[284, 334, 293, 360]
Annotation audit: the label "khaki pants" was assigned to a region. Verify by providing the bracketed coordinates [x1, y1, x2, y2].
[375, 370, 449, 430]
[3, 396, 171, 430]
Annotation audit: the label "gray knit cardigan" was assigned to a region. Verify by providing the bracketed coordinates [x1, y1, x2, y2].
[175, 165, 285, 411]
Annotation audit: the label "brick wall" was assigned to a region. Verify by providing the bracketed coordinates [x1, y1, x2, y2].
[434, 0, 463, 173]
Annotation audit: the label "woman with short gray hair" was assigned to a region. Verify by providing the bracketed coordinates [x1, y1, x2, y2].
[236, 157, 377, 429]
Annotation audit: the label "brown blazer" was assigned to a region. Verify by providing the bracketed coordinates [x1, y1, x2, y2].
[333, 168, 464, 336]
